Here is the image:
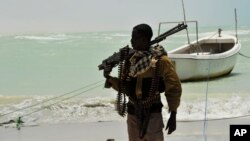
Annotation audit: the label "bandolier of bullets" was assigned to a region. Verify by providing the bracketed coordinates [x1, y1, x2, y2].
[117, 47, 130, 117]
[142, 59, 161, 108]
[136, 58, 161, 139]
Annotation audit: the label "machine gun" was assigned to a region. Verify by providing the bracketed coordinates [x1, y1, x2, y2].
[98, 22, 187, 87]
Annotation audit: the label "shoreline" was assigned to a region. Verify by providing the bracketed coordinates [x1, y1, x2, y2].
[1, 117, 249, 141]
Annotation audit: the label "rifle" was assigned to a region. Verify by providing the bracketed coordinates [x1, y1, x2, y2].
[98, 22, 187, 87]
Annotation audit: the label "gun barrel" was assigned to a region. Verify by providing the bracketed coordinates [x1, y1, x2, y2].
[150, 23, 187, 45]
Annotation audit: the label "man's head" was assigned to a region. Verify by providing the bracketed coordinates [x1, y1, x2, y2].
[131, 24, 153, 51]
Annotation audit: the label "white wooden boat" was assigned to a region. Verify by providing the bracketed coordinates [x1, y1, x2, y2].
[168, 33, 241, 81]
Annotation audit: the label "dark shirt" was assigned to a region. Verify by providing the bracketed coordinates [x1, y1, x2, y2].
[126, 77, 165, 115]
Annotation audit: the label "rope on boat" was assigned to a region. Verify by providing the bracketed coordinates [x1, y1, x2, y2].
[0, 80, 105, 118]
[202, 60, 211, 141]
[181, 0, 190, 45]
[239, 52, 250, 58]
[20, 82, 104, 118]
[0, 82, 104, 130]
[235, 8, 238, 44]
[0, 80, 104, 130]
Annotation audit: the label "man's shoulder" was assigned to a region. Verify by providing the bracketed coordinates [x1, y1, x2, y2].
[159, 55, 175, 68]
[159, 55, 171, 62]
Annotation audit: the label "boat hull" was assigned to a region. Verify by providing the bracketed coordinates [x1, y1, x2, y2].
[169, 53, 239, 81]
[168, 34, 241, 81]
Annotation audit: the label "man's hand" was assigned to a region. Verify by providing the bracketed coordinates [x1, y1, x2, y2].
[103, 64, 112, 79]
[103, 64, 113, 88]
[165, 111, 176, 134]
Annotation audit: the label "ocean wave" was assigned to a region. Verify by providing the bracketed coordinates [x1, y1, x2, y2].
[14, 34, 81, 41]
[111, 33, 129, 37]
[1, 95, 250, 126]
[223, 30, 250, 35]
[95, 33, 129, 40]
[0, 96, 121, 125]
[176, 96, 250, 121]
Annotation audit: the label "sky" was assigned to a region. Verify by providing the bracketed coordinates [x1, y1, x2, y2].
[0, 0, 249, 34]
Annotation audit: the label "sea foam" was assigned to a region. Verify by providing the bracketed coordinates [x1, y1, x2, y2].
[1, 95, 250, 127]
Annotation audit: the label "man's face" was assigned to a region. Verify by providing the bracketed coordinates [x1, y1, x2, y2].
[131, 29, 148, 51]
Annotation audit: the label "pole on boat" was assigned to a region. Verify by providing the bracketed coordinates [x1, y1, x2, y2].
[234, 8, 238, 44]
[181, 0, 190, 44]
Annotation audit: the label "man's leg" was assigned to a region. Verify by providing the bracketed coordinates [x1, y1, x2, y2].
[127, 113, 164, 141]
[145, 113, 164, 141]
[127, 114, 144, 141]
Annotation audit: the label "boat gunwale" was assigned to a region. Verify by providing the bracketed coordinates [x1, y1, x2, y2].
[168, 34, 241, 60]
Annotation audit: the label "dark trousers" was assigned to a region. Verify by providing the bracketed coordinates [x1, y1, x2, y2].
[127, 113, 164, 141]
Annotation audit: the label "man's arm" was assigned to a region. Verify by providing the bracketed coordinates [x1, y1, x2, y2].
[160, 56, 182, 112]
[160, 55, 182, 134]
[106, 76, 119, 92]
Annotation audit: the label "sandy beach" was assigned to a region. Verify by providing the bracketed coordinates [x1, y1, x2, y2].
[1, 117, 249, 141]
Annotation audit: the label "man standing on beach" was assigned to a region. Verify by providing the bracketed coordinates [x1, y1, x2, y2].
[104, 24, 182, 141]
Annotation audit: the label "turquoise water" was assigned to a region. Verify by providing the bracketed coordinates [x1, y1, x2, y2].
[0, 32, 120, 96]
[0, 25, 250, 125]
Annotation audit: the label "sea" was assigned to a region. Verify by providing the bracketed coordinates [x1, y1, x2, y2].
[0, 25, 250, 127]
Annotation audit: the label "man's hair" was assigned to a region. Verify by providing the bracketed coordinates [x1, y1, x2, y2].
[133, 24, 153, 42]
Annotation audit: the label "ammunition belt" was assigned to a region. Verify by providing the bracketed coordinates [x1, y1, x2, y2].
[129, 93, 161, 109]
